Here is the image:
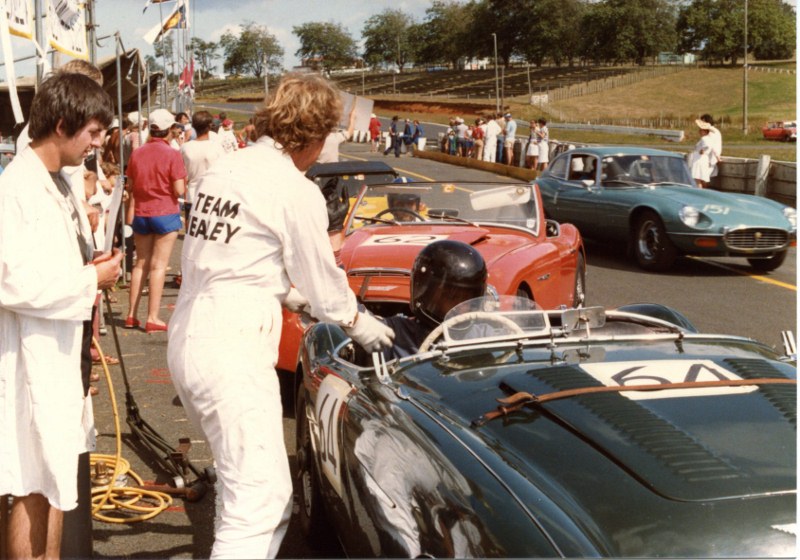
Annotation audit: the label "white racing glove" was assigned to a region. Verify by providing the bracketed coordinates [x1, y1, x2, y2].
[345, 312, 395, 353]
[282, 287, 309, 314]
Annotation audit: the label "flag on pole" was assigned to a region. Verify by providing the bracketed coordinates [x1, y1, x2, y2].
[178, 59, 194, 91]
[142, 0, 175, 13]
[143, 0, 187, 44]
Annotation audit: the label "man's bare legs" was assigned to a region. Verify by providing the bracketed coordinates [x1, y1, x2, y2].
[8, 494, 61, 560]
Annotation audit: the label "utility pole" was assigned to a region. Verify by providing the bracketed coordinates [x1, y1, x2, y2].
[492, 33, 499, 114]
[264, 50, 269, 98]
[742, 0, 748, 134]
[34, 0, 45, 87]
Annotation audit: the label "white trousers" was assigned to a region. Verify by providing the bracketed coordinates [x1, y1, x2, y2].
[168, 297, 291, 559]
[483, 137, 497, 162]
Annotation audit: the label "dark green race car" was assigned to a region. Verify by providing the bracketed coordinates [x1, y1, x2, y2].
[296, 297, 796, 557]
[535, 147, 796, 272]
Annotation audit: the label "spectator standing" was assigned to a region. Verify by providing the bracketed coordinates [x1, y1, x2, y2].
[218, 119, 239, 154]
[169, 121, 185, 151]
[455, 117, 469, 157]
[317, 104, 356, 163]
[239, 117, 257, 147]
[383, 115, 402, 158]
[699, 114, 722, 179]
[402, 118, 413, 153]
[412, 119, 425, 150]
[525, 119, 539, 170]
[0, 72, 121, 559]
[536, 118, 550, 171]
[181, 110, 225, 224]
[471, 118, 485, 160]
[175, 111, 194, 142]
[123, 111, 147, 164]
[124, 109, 187, 333]
[688, 120, 715, 188]
[104, 118, 122, 165]
[484, 113, 502, 162]
[368, 113, 381, 152]
[503, 113, 517, 166]
[167, 73, 393, 559]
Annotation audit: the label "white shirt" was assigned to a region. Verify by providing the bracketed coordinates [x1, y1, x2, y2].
[181, 138, 225, 205]
[218, 128, 239, 154]
[317, 129, 350, 164]
[0, 147, 97, 511]
[485, 119, 502, 139]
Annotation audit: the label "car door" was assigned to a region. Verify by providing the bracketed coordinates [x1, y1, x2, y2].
[550, 154, 607, 237]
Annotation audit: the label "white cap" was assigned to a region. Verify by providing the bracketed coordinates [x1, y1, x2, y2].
[128, 111, 141, 125]
[148, 108, 177, 131]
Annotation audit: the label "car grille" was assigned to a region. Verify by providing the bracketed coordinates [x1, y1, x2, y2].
[724, 228, 788, 251]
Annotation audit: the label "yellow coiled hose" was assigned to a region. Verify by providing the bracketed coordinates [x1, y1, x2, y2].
[89, 338, 173, 523]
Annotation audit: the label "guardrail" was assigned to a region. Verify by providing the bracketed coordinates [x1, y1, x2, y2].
[549, 122, 685, 142]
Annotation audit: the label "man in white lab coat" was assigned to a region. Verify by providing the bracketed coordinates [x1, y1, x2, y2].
[167, 73, 394, 559]
[0, 72, 122, 559]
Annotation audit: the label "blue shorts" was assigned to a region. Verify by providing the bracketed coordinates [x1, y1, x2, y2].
[132, 213, 182, 235]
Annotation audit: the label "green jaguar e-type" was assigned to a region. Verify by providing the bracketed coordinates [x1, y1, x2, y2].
[535, 147, 796, 272]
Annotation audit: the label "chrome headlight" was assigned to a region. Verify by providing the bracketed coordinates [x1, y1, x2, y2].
[679, 205, 700, 227]
[783, 207, 797, 229]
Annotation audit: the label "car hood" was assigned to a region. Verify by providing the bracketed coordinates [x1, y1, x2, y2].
[342, 225, 535, 299]
[649, 186, 790, 227]
[400, 340, 797, 555]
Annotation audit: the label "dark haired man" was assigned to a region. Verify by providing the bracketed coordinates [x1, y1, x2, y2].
[0, 71, 122, 559]
[181, 110, 225, 223]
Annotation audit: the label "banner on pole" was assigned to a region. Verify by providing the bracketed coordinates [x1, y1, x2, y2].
[6, 0, 35, 39]
[143, 0, 187, 44]
[142, 0, 175, 13]
[46, 0, 88, 59]
[0, 1, 24, 123]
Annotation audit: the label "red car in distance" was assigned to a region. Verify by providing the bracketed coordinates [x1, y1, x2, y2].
[762, 120, 797, 142]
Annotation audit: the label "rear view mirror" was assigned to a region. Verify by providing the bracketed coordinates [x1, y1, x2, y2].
[561, 306, 606, 333]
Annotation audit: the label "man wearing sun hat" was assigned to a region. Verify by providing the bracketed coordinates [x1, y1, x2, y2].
[698, 114, 722, 178]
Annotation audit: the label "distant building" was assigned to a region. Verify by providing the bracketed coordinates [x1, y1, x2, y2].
[658, 52, 696, 65]
[458, 57, 489, 70]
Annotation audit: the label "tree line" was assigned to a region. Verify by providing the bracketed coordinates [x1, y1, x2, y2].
[159, 0, 796, 79]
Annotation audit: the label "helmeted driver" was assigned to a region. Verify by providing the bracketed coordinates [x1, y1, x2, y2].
[383, 239, 487, 360]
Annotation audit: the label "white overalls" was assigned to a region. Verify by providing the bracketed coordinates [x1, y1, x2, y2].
[167, 137, 357, 558]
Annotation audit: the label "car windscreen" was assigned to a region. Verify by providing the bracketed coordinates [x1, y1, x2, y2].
[310, 171, 399, 198]
[346, 182, 539, 233]
[600, 154, 693, 186]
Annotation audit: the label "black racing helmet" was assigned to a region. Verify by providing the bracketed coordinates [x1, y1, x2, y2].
[411, 240, 488, 328]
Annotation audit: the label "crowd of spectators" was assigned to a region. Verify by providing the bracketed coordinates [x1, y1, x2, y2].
[439, 112, 549, 171]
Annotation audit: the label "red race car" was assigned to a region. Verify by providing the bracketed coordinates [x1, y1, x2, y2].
[277, 176, 586, 387]
[762, 120, 796, 142]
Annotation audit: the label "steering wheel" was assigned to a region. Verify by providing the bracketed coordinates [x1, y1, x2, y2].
[375, 207, 424, 221]
[418, 311, 525, 353]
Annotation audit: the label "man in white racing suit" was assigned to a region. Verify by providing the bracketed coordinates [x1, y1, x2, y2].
[167, 73, 394, 559]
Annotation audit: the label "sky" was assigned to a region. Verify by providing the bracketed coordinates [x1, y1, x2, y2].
[97, 0, 432, 73]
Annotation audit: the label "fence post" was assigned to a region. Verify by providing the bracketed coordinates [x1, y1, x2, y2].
[754, 155, 771, 198]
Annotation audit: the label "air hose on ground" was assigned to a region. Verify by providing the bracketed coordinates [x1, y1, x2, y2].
[89, 339, 174, 523]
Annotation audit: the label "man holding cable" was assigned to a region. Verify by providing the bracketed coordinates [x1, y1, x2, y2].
[0, 72, 122, 558]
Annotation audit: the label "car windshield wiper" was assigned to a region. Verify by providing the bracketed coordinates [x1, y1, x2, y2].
[353, 215, 400, 225]
[647, 181, 695, 188]
[433, 214, 480, 228]
[602, 179, 644, 187]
